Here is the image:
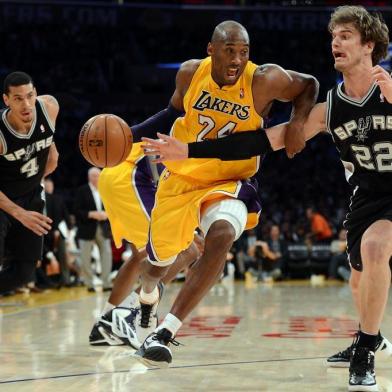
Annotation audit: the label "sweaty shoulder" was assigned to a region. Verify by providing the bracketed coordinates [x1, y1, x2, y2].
[253, 64, 291, 89]
[176, 59, 202, 96]
[251, 64, 291, 115]
[171, 59, 203, 109]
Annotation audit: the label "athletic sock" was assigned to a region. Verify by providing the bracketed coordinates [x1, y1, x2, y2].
[156, 313, 182, 336]
[357, 330, 378, 351]
[140, 286, 159, 304]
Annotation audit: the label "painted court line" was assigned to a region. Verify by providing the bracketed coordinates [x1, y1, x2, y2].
[0, 356, 327, 384]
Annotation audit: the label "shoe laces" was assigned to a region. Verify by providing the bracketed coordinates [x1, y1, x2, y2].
[140, 303, 154, 328]
[152, 329, 182, 347]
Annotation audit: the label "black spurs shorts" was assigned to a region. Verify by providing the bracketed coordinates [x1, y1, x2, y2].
[344, 188, 392, 271]
[0, 186, 45, 262]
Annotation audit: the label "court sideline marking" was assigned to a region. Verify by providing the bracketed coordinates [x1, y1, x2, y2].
[0, 356, 327, 384]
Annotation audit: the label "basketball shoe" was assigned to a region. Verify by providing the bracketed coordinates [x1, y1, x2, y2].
[348, 346, 378, 391]
[89, 311, 125, 347]
[108, 307, 141, 349]
[326, 334, 392, 368]
[134, 328, 181, 368]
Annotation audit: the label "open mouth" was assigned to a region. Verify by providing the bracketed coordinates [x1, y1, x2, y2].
[333, 52, 346, 60]
[227, 68, 239, 79]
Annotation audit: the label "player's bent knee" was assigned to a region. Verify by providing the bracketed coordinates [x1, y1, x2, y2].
[361, 238, 390, 264]
[200, 198, 247, 241]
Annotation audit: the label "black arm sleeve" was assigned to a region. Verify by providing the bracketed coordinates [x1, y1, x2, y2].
[132, 104, 184, 142]
[188, 129, 272, 161]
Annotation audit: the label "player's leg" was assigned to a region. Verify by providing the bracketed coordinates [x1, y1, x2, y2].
[326, 269, 361, 367]
[161, 240, 200, 285]
[0, 202, 44, 293]
[135, 198, 247, 367]
[90, 240, 200, 347]
[102, 240, 200, 312]
[348, 220, 392, 391]
[107, 244, 146, 308]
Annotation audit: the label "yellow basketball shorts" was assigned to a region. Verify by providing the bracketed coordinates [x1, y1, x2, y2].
[146, 170, 261, 263]
[98, 159, 156, 249]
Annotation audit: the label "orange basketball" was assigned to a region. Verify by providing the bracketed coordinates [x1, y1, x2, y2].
[79, 114, 133, 168]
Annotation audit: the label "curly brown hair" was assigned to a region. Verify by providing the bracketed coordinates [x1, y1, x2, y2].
[328, 5, 389, 65]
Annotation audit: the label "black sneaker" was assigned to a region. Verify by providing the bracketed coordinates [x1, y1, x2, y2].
[325, 333, 359, 368]
[89, 321, 124, 346]
[348, 346, 378, 391]
[133, 328, 181, 368]
[326, 334, 391, 368]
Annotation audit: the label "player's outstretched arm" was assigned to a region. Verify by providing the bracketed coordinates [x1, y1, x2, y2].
[0, 191, 52, 236]
[141, 103, 326, 162]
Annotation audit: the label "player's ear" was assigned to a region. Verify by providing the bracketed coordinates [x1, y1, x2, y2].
[33, 87, 37, 97]
[365, 41, 375, 56]
[207, 42, 213, 56]
[3, 93, 9, 107]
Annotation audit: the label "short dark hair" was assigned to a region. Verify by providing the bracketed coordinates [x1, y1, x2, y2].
[3, 71, 34, 94]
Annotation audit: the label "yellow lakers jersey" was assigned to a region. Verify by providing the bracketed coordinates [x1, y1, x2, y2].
[165, 57, 263, 182]
[125, 142, 144, 165]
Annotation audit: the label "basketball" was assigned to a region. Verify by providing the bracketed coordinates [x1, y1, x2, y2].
[79, 114, 133, 168]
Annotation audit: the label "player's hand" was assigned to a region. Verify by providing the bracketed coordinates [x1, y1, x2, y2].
[142, 133, 188, 163]
[88, 211, 101, 220]
[284, 120, 306, 158]
[98, 211, 108, 221]
[372, 65, 392, 103]
[16, 210, 52, 236]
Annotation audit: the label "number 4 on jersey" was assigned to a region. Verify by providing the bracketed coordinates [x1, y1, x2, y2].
[20, 157, 39, 178]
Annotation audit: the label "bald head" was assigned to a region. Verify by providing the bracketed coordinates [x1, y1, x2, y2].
[211, 20, 249, 44]
[88, 167, 101, 188]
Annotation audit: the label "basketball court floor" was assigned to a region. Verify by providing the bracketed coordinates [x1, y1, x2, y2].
[1, 280, 391, 392]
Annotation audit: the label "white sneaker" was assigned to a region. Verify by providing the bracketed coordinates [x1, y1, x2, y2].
[110, 307, 141, 349]
[89, 309, 127, 346]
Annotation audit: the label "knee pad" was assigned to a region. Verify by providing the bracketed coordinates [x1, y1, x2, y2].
[200, 199, 247, 241]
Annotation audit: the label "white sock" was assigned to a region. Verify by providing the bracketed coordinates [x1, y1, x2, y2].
[156, 313, 182, 336]
[118, 291, 140, 308]
[101, 302, 114, 316]
[140, 286, 159, 304]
